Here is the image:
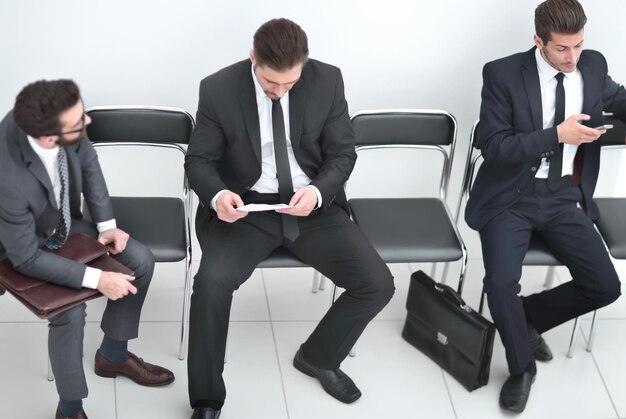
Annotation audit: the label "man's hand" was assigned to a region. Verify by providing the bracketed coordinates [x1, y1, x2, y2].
[557, 114, 606, 145]
[97, 271, 137, 301]
[276, 187, 318, 217]
[217, 191, 248, 223]
[98, 228, 130, 255]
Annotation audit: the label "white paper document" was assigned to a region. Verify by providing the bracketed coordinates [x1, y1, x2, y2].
[236, 203, 294, 212]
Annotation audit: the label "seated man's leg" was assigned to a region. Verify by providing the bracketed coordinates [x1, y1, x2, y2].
[69, 218, 173, 386]
[480, 209, 538, 413]
[287, 206, 395, 371]
[524, 206, 621, 333]
[480, 210, 534, 375]
[48, 303, 88, 414]
[188, 212, 282, 411]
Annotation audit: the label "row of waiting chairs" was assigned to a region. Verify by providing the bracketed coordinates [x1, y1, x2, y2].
[84, 106, 626, 362]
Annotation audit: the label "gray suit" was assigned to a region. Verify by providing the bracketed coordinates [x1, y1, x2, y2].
[0, 110, 155, 400]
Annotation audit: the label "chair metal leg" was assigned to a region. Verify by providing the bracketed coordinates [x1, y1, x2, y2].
[47, 357, 54, 382]
[567, 316, 580, 358]
[318, 274, 326, 291]
[586, 310, 598, 352]
[429, 263, 438, 280]
[312, 271, 320, 293]
[543, 266, 556, 289]
[179, 254, 193, 360]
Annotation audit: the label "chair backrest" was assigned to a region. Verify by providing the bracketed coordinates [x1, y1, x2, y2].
[85, 106, 195, 198]
[86, 106, 194, 145]
[350, 109, 459, 201]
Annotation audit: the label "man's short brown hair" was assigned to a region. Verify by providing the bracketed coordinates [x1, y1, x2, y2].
[253, 18, 309, 71]
[535, 0, 587, 44]
[13, 79, 81, 137]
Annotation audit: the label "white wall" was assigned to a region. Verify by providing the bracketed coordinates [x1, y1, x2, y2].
[1, 0, 625, 257]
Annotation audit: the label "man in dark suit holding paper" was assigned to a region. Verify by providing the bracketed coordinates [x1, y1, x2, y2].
[466, 0, 626, 413]
[185, 18, 394, 419]
[0, 79, 175, 418]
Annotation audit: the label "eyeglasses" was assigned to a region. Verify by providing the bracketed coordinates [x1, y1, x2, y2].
[49, 113, 86, 136]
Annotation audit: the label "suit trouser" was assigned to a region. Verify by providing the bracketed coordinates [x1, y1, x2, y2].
[479, 177, 621, 375]
[188, 200, 395, 409]
[48, 218, 155, 400]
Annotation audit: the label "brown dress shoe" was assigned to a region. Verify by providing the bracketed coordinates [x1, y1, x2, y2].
[55, 404, 88, 418]
[95, 351, 175, 386]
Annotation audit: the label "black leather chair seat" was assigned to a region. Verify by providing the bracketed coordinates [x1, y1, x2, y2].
[258, 247, 308, 268]
[349, 197, 463, 263]
[595, 197, 626, 259]
[110, 196, 187, 262]
[523, 235, 561, 265]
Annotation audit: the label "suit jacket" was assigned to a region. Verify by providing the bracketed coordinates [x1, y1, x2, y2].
[0, 110, 113, 288]
[466, 48, 626, 231]
[185, 59, 357, 224]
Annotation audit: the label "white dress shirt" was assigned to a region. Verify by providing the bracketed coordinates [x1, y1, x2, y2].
[534, 47, 584, 179]
[27, 136, 115, 289]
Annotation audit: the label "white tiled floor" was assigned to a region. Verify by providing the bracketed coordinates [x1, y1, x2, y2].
[1, 259, 625, 419]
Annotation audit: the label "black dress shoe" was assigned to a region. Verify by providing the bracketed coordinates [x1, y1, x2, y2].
[191, 407, 221, 419]
[499, 361, 537, 413]
[293, 349, 361, 403]
[528, 324, 553, 362]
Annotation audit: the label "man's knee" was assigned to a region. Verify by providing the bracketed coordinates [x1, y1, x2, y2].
[593, 272, 622, 306]
[193, 258, 252, 297]
[121, 239, 155, 280]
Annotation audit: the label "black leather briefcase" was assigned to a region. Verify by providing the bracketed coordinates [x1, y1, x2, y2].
[402, 270, 496, 391]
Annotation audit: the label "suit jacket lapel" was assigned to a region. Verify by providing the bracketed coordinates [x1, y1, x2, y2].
[578, 55, 596, 120]
[17, 131, 57, 207]
[521, 48, 543, 131]
[289, 77, 308, 154]
[239, 70, 262, 164]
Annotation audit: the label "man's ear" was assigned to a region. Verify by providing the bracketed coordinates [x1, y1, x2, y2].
[249, 49, 256, 65]
[533, 34, 543, 50]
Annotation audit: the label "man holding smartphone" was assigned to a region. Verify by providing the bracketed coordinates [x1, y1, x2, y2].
[466, 0, 626, 413]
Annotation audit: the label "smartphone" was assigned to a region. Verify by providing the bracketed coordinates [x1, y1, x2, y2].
[594, 124, 614, 130]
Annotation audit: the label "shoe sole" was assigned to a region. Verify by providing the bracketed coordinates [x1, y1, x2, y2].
[94, 366, 175, 387]
[293, 355, 361, 404]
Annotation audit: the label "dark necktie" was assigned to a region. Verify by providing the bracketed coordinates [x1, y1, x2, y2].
[547, 72, 565, 192]
[271, 99, 300, 241]
[45, 147, 71, 249]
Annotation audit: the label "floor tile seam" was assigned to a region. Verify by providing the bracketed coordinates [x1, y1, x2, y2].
[261, 268, 291, 419]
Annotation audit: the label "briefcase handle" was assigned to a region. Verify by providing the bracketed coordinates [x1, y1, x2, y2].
[433, 282, 473, 313]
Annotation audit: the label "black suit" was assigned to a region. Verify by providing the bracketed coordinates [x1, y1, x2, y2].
[466, 48, 626, 374]
[185, 59, 394, 409]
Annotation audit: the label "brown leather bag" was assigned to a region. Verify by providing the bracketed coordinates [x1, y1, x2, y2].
[0, 234, 132, 319]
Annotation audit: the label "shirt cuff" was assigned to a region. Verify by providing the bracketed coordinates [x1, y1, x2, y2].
[306, 185, 322, 209]
[97, 219, 116, 233]
[82, 267, 101, 289]
[211, 190, 229, 210]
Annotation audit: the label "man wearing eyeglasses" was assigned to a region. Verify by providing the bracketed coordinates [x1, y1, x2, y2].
[0, 79, 175, 419]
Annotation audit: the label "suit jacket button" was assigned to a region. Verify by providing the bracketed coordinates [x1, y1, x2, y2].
[550, 151, 555, 155]
[531, 166, 537, 172]
[516, 189, 522, 194]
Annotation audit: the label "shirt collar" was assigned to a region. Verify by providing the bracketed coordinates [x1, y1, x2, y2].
[27, 135, 59, 157]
